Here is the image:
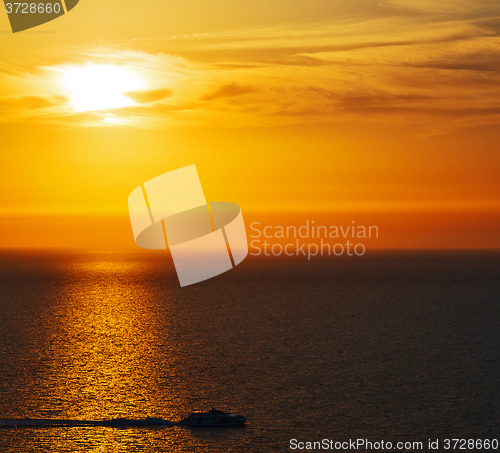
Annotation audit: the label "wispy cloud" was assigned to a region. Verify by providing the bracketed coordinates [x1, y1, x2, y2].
[0, 0, 499, 131]
[0, 96, 65, 110]
[200, 83, 257, 101]
[124, 88, 172, 103]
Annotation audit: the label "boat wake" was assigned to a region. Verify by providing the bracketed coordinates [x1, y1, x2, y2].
[0, 418, 175, 428]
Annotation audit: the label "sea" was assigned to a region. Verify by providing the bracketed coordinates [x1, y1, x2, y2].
[0, 250, 499, 452]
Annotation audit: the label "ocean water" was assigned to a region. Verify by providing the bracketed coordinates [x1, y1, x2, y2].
[0, 250, 499, 452]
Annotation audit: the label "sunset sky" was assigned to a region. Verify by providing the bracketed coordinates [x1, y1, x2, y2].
[0, 0, 499, 249]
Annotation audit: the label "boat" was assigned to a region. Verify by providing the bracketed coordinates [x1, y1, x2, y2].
[177, 408, 247, 426]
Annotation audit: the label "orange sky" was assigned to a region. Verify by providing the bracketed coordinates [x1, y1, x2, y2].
[0, 0, 499, 249]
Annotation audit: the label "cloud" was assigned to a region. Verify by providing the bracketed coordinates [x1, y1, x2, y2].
[404, 49, 500, 72]
[0, 95, 64, 111]
[382, 0, 500, 18]
[124, 88, 172, 103]
[1, 0, 500, 133]
[200, 83, 257, 101]
[268, 88, 440, 117]
[21, 96, 58, 109]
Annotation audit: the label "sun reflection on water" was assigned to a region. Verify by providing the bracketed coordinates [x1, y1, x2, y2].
[47, 256, 170, 417]
[27, 253, 192, 451]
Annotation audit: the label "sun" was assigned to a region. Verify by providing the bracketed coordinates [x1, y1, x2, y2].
[60, 63, 145, 112]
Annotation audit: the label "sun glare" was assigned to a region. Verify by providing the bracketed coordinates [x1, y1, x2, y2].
[60, 63, 145, 112]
